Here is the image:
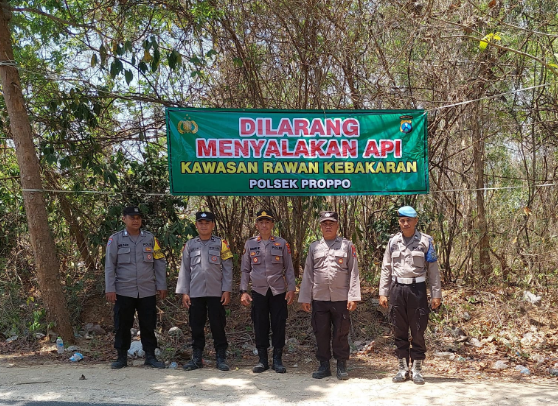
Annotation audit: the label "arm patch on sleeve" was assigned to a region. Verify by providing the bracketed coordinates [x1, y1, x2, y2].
[221, 240, 233, 260]
[153, 238, 165, 260]
[286, 242, 292, 254]
[425, 238, 438, 262]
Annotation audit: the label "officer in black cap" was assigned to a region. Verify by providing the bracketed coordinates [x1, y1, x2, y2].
[176, 211, 233, 372]
[379, 206, 442, 384]
[105, 206, 167, 369]
[240, 209, 296, 373]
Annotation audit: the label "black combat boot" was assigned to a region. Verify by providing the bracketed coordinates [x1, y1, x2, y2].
[336, 359, 349, 380]
[216, 348, 230, 371]
[111, 349, 128, 369]
[144, 351, 165, 369]
[312, 360, 332, 379]
[271, 347, 286, 373]
[183, 348, 203, 371]
[252, 347, 269, 373]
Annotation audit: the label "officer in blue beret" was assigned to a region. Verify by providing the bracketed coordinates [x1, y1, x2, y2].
[379, 206, 442, 384]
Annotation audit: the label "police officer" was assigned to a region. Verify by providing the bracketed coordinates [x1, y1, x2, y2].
[176, 211, 233, 372]
[240, 209, 295, 373]
[105, 206, 167, 369]
[379, 206, 442, 384]
[299, 211, 361, 380]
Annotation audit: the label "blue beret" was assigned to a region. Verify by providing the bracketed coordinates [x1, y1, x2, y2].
[397, 206, 417, 218]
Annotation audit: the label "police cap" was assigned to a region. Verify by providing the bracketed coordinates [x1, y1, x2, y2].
[319, 211, 339, 222]
[397, 206, 418, 218]
[196, 211, 215, 221]
[256, 209, 275, 221]
[122, 206, 143, 217]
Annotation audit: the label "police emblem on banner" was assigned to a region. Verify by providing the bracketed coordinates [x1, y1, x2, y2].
[177, 116, 199, 134]
[400, 115, 413, 133]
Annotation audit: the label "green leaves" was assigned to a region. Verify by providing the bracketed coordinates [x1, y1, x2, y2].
[110, 59, 124, 78]
[167, 49, 182, 70]
[138, 61, 148, 73]
[87, 35, 188, 86]
[99, 44, 107, 65]
[479, 32, 502, 51]
[125, 69, 133, 85]
[93, 37, 184, 83]
[124, 40, 133, 54]
[151, 46, 161, 73]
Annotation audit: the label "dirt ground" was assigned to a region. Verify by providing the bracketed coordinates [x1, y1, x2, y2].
[1, 361, 558, 406]
[2, 286, 558, 405]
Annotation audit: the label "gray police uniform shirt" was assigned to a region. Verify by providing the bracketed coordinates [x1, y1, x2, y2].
[176, 235, 233, 298]
[379, 231, 442, 299]
[105, 229, 167, 298]
[240, 235, 296, 296]
[298, 236, 361, 303]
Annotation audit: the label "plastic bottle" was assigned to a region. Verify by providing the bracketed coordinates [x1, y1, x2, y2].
[56, 337, 64, 354]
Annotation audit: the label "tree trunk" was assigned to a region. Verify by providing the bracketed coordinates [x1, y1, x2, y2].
[44, 170, 97, 274]
[0, 2, 74, 343]
[472, 101, 492, 280]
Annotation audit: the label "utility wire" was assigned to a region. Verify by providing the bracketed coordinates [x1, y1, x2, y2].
[20, 188, 168, 196]
[425, 83, 552, 111]
[20, 182, 557, 196]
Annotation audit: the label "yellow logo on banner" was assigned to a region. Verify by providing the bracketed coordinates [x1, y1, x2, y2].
[178, 118, 198, 134]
